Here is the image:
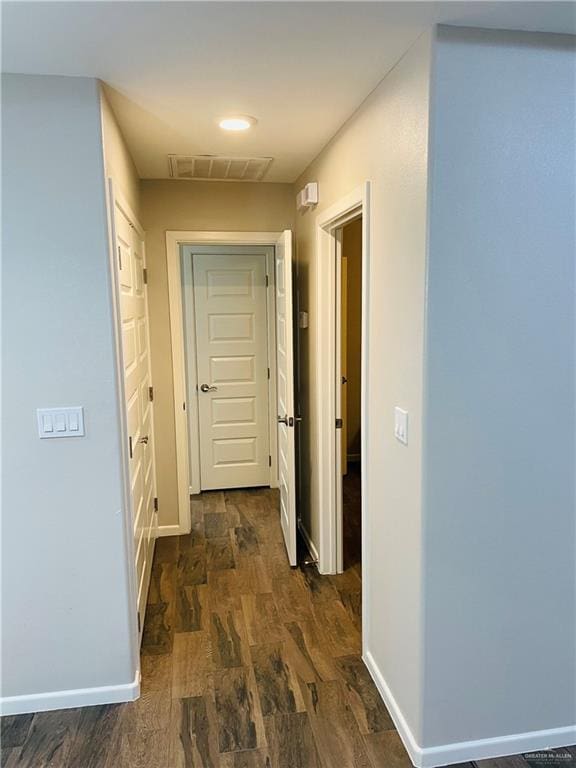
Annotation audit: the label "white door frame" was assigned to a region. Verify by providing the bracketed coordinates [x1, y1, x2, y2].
[315, 183, 371, 580]
[166, 231, 282, 531]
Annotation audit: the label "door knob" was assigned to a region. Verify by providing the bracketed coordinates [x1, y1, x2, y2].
[139, 435, 149, 445]
[278, 415, 289, 425]
[200, 384, 218, 392]
[278, 415, 297, 427]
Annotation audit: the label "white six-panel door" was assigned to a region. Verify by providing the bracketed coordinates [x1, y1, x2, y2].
[193, 251, 271, 490]
[275, 231, 297, 566]
[115, 201, 156, 638]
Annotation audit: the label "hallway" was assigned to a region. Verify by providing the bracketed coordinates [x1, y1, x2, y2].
[3, 489, 575, 767]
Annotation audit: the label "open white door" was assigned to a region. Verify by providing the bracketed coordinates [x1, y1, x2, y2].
[335, 229, 345, 572]
[275, 230, 297, 566]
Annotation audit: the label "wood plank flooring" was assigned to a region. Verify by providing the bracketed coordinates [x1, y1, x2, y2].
[2, 487, 575, 767]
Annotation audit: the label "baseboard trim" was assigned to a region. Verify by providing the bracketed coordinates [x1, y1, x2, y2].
[363, 649, 576, 768]
[363, 650, 422, 765]
[156, 523, 187, 538]
[0, 670, 140, 716]
[298, 520, 319, 564]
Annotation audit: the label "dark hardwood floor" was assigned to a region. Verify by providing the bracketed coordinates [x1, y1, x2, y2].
[2, 488, 575, 767]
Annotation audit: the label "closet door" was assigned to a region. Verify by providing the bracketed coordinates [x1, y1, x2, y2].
[115, 198, 157, 639]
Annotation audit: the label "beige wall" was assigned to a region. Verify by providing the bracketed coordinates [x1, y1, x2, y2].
[342, 217, 362, 457]
[293, 31, 432, 742]
[141, 180, 295, 526]
[100, 89, 140, 217]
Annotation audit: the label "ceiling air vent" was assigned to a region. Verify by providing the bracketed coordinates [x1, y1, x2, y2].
[168, 154, 273, 182]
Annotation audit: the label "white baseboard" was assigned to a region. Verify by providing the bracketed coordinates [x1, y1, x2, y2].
[0, 670, 140, 716]
[156, 523, 187, 538]
[363, 650, 422, 765]
[363, 649, 576, 768]
[298, 520, 319, 563]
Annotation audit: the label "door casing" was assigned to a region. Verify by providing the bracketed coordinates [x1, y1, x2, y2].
[166, 231, 283, 536]
[314, 184, 370, 598]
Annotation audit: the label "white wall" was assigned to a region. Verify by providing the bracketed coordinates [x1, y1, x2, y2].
[1, 74, 136, 711]
[421, 27, 576, 750]
[294, 31, 433, 745]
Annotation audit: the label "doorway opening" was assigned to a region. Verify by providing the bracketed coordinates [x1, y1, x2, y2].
[337, 217, 363, 573]
[166, 230, 299, 565]
[315, 182, 369, 585]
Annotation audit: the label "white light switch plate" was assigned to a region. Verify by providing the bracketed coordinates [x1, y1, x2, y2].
[37, 407, 85, 438]
[394, 407, 408, 445]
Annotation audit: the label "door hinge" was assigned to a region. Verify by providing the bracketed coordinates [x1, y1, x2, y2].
[267, 367, 270, 380]
[183, 401, 186, 411]
[148, 386, 154, 402]
[153, 497, 158, 512]
[117, 246, 122, 270]
[129, 435, 133, 458]
[137, 611, 141, 633]
[335, 418, 343, 429]
[143, 267, 148, 284]
[265, 274, 269, 287]
[268, 455, 272, 467]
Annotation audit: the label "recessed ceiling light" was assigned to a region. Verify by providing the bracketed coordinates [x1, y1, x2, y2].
[219, 116, 256, 131]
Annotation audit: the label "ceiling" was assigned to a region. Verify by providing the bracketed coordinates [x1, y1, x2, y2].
[2, 1, 575, 183]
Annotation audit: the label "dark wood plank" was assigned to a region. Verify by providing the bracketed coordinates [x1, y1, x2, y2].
[299, 563, 340, 602]
[476, 758, 530, 768]
[335, 655, 395, 734]
[140, 652, 173, 694]
[250, 643, 303, 716]
[114, 729, 170, 768]
[214, 668, 261, 753]
[148, 561, 177, 605]
[0, 748, 22, 768]
[141, 601, 174, 655]
[12, 709, 80, 768]
[363, 730, 416, 768]
[175, 584, 208, 632]
[207, 570, 243, 612]
[120, 655, 172, 733]
[154, 535, 179, 564]
[170, 695, 221, 768]
[207, 537, 235, 572]
[0, 713, 34, 748]
[203, 491, 226, 515]
[177, 544, 207, 586]
[264, 711, 322, 768]
[205, 512, 229, 539]
[233, 525, 260, 556]
[220, 748, 271, 768]
[210, 609, 250, 669]
[66, 704, 122, 768]
[272, 575, 313, 622]
[234, 555, 272, 595]
[241, 593, 284, 646]
[172, 632, 212, 699]
[283, 619, 337, 683]
[312, 599, 360, 656]
[303, 679, 372, 768]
